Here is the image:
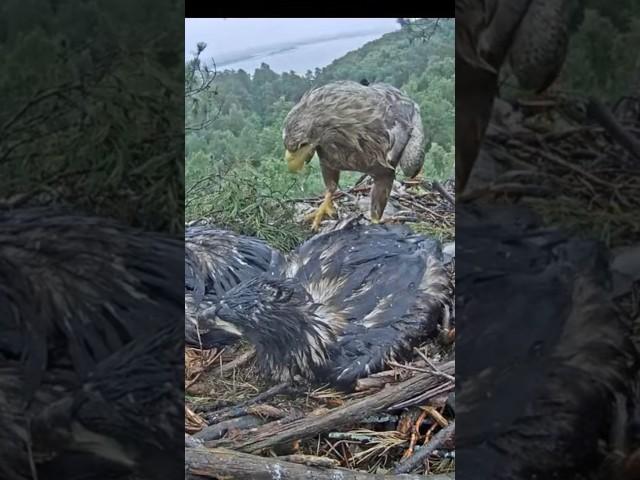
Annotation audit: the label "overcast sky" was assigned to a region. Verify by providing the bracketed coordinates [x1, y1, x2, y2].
[185, 18, 399, 59]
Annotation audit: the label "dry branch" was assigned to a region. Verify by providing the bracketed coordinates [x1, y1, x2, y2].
[216, 347, 255, 375]
[195, 415, 266, 441]
[208, 361, 454, 453]
[430, 180, 455, 205]
[393, 421, 455, 474]
[185, 446, 456, 480]
[203, 381, 292, 424]
[587, 98, 640, 162]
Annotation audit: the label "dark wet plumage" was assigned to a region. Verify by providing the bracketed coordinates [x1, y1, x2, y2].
[1, 323, 183, 480]
[199, 220, 453, 391]
[0, 207, 183, 479]
[0, 207, 183, 392]
[184, 225, 284, 348]
[456, 204, 638, 479]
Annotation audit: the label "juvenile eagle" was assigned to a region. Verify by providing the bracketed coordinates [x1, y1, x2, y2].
[1, 323, 183, 480]
[283, 80, 426, 230]
[456, 204, 637, 478]
[456, 0, 571, 193]
[199, 220, 452, 391]
[0, 207, 183, 479]
[185, 225, 284, 348]
[0, 207, 183, 394]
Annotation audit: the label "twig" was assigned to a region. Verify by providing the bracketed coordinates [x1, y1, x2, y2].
[275, 454, 340, 468]
[390, 381, 454, 410]
[387, 361, 431, 374]
[218, 348, 255, 376]
[328, 432, 378, 442]
[393, 421, 455, 474]
[195, 415, 265, 441]
[204, 382, 292, 424]
[402, 410, 428, 460]
[420, 406, 449, 428]
[587, 98, 640, 162]
[430, 180, 455, 206]
[413, 349, 455, 382]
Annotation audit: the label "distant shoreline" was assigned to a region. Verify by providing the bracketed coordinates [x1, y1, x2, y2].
[213, 28, 393, 68]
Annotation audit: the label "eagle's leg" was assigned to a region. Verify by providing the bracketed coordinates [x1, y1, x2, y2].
[305, 191, 336, 230]
[305, 165, 339, 231]
[456, 65, 498, 195]
[370, 174, 394, 224]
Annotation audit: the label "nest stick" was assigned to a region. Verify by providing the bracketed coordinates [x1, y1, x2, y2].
[186, 446, 455, 480]
[430, 180, 455, 206]
[393, 421, 455, 474]
[217, 348, 255, 375]
[587, 98, 640, 162]
[208, 362, 454, 453]
[204, 382, 292, 424]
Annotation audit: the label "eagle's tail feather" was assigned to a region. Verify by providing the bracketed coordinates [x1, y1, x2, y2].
[399, 107, 427, 179]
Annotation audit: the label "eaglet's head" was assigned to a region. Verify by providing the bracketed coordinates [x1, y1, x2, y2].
[197, 277, 339, 382]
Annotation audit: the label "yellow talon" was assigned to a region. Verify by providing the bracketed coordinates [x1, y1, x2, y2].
[305, 192, 336, 231]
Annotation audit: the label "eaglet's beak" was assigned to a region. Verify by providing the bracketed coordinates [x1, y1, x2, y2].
[285, 144, 315, 173]
[198, 305, 243, 337]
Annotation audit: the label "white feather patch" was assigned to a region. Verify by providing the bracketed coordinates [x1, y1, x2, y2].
[361, 294, 394, 327]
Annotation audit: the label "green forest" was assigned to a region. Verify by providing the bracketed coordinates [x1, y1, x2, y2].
[185, 19, 455, 248]
[0, 0, 184, 233]
[560, 0, 640, 98]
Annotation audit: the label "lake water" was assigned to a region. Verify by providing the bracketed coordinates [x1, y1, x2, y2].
[217, 33, 387, 75]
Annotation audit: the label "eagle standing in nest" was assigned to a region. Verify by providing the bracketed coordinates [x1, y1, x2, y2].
[456, 0, 572, 193]
[283, 80, 426, 230]
[198, 220, 452, 391]
[185, 225, 284, 348]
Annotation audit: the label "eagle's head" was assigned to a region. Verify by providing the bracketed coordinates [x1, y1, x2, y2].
[282, 110, 319, 173]
[198, 277, 341, 382]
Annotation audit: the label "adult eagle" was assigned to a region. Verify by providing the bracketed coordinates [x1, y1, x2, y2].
[456, 0, 572, 193]
[283, 80, 426, 230]
[198, 220, 452, 391]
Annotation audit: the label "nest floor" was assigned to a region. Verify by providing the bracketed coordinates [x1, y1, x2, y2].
[185, 178, 456, 478]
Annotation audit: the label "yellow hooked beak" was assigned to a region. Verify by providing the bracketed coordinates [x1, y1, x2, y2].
[285, 144, 315, 173]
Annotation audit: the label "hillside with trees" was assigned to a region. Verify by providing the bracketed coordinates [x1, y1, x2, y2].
[185, 19, 455, 249]
[0, 0, 183, 233]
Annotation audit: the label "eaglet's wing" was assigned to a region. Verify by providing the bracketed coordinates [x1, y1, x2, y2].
[185, 226, 285, 301]
[0, 207, 184, 398]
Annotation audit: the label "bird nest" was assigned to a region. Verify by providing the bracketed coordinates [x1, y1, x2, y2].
[185, 184, 456, 478]
[186, 337, 455, 477]
[468, 96, 640, 351]
[468, 97, 640, 249]
[291, 176, 455, 243]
